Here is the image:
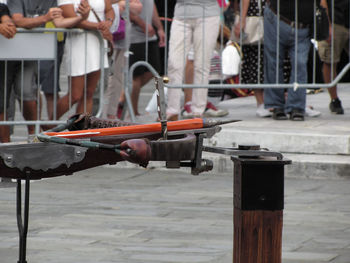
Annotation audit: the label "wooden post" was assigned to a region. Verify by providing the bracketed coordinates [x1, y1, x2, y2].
[232, 154, 291, 263]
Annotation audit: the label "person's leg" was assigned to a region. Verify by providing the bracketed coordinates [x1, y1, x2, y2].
[254, 89, 264, 105]
[0, 111, 10, 143]
[285, 27, 310, 114]
[263, 6, 287, 111]
[191, 16, 220, 116]
[184, 58, 193, 103]
[14, 61, 39, 134]
[0, 61, 11, 142]
[22, 101, 37, 134]
[55, 75, 85, 119]
[166, 18, 192, 119]
[76, 70, 101, 114]
[104, 49, 125, 119]
[318, 24, 348, 114]
[323, 63, 338, 99]
[131, 71, 153, 115]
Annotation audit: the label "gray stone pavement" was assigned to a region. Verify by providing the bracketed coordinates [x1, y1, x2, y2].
[3, 72, 350, 262]
[1, 166, 350, 263]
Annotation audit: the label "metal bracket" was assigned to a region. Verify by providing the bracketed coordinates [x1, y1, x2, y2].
[202, 145, 284, 160]
[0, 143, 87, 171]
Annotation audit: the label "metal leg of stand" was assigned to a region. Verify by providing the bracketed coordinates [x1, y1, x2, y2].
[16, 178, 30, 263]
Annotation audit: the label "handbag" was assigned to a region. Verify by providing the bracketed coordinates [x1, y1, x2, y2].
[222, 41, 243, 77]
[312, 5, 329, 41]
[231, 0, 263, 45]
[112, 17, 125, 41]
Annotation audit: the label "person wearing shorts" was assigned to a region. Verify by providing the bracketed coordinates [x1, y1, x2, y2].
[317, 0, 349, 115]
[39, 38, 65, 119]
[128, 0, 165, 116]
[8, 0, 90, 133]
[0, 2, 17, 143]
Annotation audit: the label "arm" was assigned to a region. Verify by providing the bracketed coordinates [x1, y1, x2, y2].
[125, 0, 143, 15]
[234, 0, 250, 39]
[53, 0, 90, 28]
[114, 0, 143, 15]
[60, 3, 99, 30]
[130, 11, 155, 37]
[97, 0, 115, 32]
[151, 5, 165, 47]
[320, 0, 332, 43]
[12, 8, 62, 29]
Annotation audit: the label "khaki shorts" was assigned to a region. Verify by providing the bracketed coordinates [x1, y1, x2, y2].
[318, 24, 349, 64]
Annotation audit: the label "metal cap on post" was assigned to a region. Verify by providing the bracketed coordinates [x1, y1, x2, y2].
[231, 144, 291, 263]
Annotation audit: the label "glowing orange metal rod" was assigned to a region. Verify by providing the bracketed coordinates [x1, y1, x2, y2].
[44, 118, 239, 139]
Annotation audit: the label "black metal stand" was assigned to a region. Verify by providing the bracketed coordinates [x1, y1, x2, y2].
[16, 177, 30, 263]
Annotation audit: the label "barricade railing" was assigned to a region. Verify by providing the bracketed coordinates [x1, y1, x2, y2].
[0, 27, 106, 136]
[121, 0, 350, 121]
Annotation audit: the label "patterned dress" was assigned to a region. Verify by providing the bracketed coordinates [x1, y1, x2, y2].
[240, 0, 265, 84]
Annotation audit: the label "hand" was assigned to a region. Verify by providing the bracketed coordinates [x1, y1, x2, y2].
[99, 26, 113, 41]
[0, 22, 16, 39]
[234, 18, 246, 39]
[144, 24, 155, 37]
[98, 21, 112, 32]
[234, 22, 241, 39]
[129, 0, 142, 14]
[157, 28, 165, 47]
[45, 7, 63, 22]
[77, 0, 90, 20]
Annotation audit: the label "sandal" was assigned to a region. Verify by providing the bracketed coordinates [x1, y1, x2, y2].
[289, 109, 304, 121]
[272, 108, 287, 120]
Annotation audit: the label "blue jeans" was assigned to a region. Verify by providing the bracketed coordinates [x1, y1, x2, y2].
[263, 6, 310, 113]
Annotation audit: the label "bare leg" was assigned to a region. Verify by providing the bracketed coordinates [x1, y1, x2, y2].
[22, 100, 37, 135]
[184, 59, 194, 104]
[45, 93, 60, 120]
[254, 89, 264, 106]
[0, 112, 10, 143]
[55, 75, 85, 119]
[131, 71, 153, 115]
[76, 70, 101, 114]
[323, 62, 338, 100]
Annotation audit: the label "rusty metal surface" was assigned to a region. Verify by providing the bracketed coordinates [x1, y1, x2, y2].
[0, 143, 125, 180]
[67, 113, 139, 130]
[0, 143, 87, 171]
[0, 127, 219, 180]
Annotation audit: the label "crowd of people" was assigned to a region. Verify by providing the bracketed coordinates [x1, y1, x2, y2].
[233, 0, 349, 121]
[0, 0, 349, 144]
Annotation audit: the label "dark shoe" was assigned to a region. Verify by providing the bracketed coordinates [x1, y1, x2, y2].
[289, 108, 304, 121]
[272, 108, 287, 120]
[329, 98, 344, 114]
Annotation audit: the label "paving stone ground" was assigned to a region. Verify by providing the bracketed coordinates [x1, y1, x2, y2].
[1, 165, 349, 263]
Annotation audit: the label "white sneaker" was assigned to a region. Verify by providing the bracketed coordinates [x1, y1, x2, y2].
[203, 102, 229, 117]
[305, 106, 321, 117]
[256, 104, 272, 117]
[181, 102, 194, 119]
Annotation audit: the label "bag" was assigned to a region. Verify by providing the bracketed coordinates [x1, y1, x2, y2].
[312, 5, 329, 41]
[222, 41, 243, 77]
[113, 18, 125, 42]
[231, 0, 263, 45]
